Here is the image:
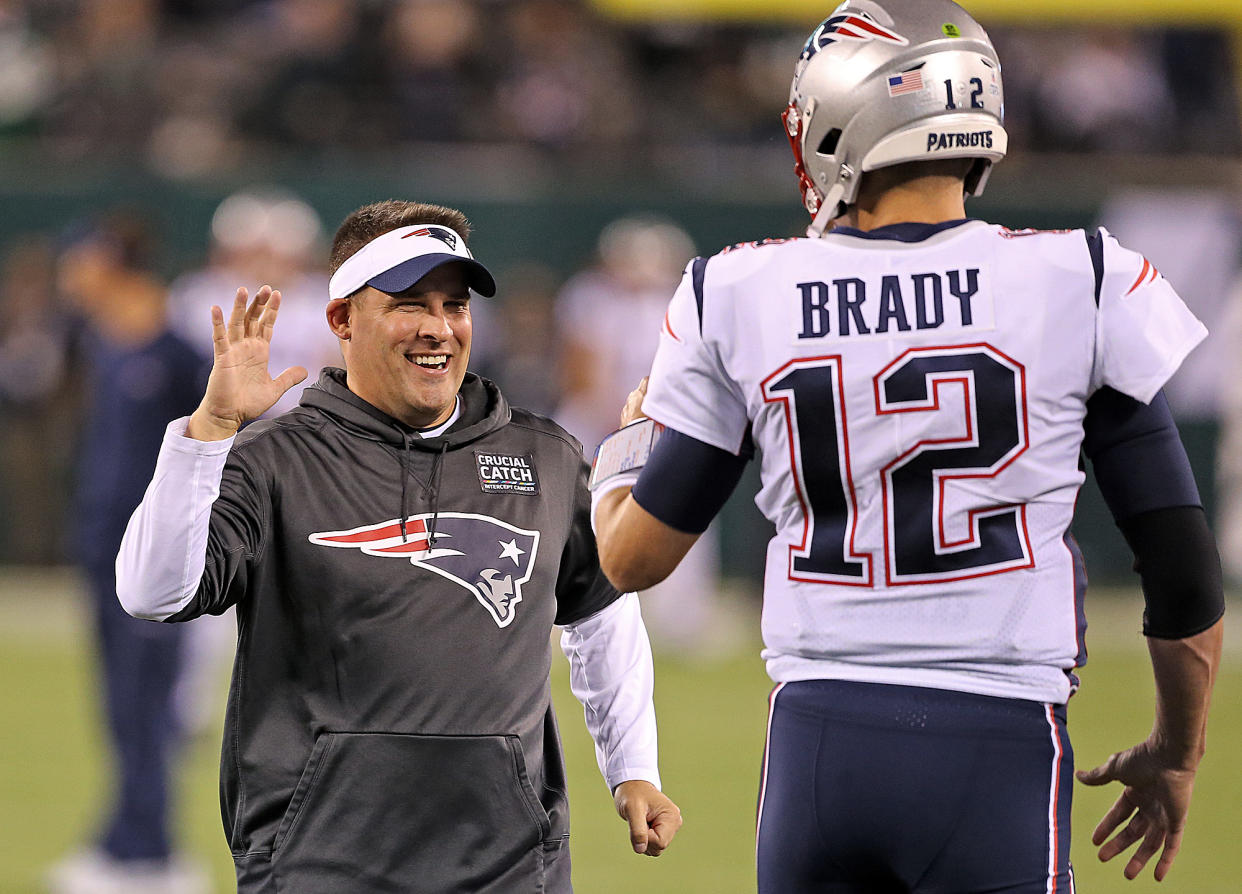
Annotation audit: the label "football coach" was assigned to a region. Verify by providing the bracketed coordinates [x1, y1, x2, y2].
[116, 199, 681, 892]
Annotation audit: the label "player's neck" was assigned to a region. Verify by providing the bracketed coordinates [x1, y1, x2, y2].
[843, 177, 968, 232]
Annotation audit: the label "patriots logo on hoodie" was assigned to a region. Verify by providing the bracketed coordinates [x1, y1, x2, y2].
[309, 512, 540, 628]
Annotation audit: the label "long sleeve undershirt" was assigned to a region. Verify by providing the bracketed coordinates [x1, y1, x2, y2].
[116, 416, 661, 790]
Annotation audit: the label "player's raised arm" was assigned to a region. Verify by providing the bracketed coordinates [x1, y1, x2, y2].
[187, 285, 308, 441]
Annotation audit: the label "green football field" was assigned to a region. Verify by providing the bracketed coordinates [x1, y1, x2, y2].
[0, 568, 1236, 893]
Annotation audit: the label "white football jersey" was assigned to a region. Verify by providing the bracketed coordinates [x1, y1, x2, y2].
[642, 220, 1206, 704]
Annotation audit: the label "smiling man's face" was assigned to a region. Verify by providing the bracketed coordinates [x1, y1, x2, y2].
[330, 261, 472, 428]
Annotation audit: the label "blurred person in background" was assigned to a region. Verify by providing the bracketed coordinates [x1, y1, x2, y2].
[233, 0, 372, 150]
[484, 261, 565, 418]
[168, 187, 338, 418]
[379, 0, 486, 142]
[556, 215, 726, 655]
[48, 212, 209, 894]
[1031, 29, 1174, 154]
[592, 1, 1223, 889]
[0, 235, 78, 564]
[493, 0, 639, 148]
[0, 0, 56, 138]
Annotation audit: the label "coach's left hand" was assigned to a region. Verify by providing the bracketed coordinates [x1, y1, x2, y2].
[613, 779, 682, 857]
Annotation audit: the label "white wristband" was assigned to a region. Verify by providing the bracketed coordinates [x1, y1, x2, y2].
[588, 418, 665, 534]
[588, 418, 665, 492]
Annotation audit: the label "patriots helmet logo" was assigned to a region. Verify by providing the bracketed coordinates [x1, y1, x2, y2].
[403, 226, 458, 251]
[800, 11, 909, 61]
[309, 512, 539, 628]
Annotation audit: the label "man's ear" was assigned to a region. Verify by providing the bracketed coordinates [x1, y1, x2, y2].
[326, 297, 351, 340]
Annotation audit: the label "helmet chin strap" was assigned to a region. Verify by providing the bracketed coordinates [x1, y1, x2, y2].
[806, 183, 845, 237]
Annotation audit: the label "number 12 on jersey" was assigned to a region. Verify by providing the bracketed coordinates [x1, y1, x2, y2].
[761, 344, 1033, 587]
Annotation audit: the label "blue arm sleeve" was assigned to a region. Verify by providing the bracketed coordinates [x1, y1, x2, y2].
[1118, 506, 1224, 639]
[1083, 388, 1200, 520]
[1083, 387, 1223, 638]
[630, 428, 751, 534]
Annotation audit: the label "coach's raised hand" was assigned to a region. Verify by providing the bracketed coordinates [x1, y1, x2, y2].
[187, 286, 308, 441]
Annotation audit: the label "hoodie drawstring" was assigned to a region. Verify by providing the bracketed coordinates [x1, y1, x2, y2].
[397, 431, 447, 547]
[399, 430, 413, 542]
[428, 441, 447, 547]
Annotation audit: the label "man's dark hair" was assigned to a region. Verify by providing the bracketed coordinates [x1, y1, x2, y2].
[330, 201, 472, 273]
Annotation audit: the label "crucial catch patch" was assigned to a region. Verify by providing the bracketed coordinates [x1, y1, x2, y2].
[476, 451, 540, 495]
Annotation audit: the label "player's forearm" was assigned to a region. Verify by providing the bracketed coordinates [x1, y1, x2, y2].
[594, 488, 645, 590]
[116, 416, 232, 620]
[595, 490, 698, 592]
[1146, 618, 1223, 768]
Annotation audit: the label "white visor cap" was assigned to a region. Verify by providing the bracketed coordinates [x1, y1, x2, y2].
[327, 224, 497, 302]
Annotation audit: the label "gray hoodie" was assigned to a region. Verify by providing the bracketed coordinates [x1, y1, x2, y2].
[170, 368, 622, 893]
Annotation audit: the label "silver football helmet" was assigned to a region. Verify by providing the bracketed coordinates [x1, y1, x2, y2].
[785, 0, 1007, 234]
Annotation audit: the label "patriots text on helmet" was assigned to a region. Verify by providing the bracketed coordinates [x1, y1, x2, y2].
[926, 130, 995, 152]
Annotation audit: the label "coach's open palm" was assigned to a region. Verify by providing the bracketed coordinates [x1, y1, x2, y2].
[187, 285, 308, 441]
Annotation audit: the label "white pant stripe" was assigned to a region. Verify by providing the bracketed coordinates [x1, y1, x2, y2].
[1044, 704, 1068, 894]
[755, 682, 786, 867]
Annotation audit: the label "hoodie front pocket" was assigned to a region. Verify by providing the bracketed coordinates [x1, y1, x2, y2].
[272, 732, 554, 894]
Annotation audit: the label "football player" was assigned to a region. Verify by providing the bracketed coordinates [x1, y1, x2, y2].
[591, 2, 1224, 891]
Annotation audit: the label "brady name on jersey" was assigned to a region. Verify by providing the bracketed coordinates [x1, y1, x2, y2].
[795, 264, 983, 338]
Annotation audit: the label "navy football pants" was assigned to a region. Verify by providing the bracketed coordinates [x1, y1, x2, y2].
[757, 680, 1074, 894]
[87, 564, 186, 862]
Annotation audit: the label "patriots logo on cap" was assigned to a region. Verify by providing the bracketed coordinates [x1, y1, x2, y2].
[403, 226, 458, 251]
[801, 12, 909, 61]
[309, 512, 539, 628]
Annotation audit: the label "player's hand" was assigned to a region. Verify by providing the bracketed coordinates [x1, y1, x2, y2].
[188, 286, 308, 441]
[1076, 738, 1198, 881]
[613, 779, 682, 857]
[620, 376, 649, 427]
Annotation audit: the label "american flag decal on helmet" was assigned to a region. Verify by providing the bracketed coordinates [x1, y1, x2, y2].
[309, 512, 539, 628]
[801, 12, 909, 60]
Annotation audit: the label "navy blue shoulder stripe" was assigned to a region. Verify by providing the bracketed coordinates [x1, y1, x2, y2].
[1085, 229, 1105, 306]
[691, 256, 708, 333]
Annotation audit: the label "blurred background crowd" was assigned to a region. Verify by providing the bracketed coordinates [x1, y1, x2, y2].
[0, 0, 1239, 171]
[3, 1, 1242, 891]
